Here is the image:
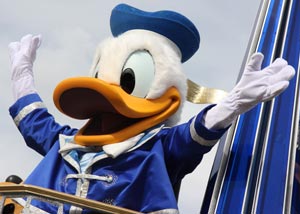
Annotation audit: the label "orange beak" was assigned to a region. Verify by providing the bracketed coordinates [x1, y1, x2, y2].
[53, 77, 181, 146]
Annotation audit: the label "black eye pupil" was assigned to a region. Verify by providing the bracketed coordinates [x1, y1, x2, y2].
[120, 68, 135, 94]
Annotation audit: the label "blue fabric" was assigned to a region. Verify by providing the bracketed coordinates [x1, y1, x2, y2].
[9, 94, 227, 213]
[9, 93, 42, 117]
[110, 4, 200, 63]
[10, 94, 78, 156]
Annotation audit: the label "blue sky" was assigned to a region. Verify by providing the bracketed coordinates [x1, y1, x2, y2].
[0, 1, 260, 213]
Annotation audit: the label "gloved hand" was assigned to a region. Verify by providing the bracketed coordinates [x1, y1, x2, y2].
[8, 34, 41, 101]
[204, 52, 295, 130]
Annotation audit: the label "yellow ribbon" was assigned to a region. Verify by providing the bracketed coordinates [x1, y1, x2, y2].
[186, 79, 228, 104]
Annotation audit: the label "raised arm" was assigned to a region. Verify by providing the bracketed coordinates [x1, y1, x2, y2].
[204, 53, 295, 130]
[8, 35, 77, 155]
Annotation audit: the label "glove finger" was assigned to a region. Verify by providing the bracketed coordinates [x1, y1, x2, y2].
[20, 34, 33, 45]
[246, 52, 264, 71]
[265, 58, 288, 75]
[20, 34, 34, 55]
[282, 65, 295, 80]
[27, 35, 41, 61]
[268, 65, 295, 83]
[31, 35, 42, 51]
[264, 81, 289, 101]
[8, 42, 21, 57]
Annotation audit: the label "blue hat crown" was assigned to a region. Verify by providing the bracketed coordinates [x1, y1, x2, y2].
[110, 4, 200, 63]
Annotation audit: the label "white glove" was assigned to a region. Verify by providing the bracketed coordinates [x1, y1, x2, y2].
[8, 34, 41, 101]
[204, 52, 295, 130]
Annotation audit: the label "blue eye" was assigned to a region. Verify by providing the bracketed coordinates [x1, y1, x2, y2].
[121, 50, 155, 98]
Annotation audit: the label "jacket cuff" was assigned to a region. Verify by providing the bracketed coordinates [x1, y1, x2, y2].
[9, 93, 45, 126]
[190, 105, 229, 146]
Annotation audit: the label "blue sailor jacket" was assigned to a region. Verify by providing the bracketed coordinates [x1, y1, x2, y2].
[9, 93, 228, 214]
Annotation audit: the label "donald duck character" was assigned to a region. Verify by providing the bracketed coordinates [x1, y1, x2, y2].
[8, 4, 295, 214]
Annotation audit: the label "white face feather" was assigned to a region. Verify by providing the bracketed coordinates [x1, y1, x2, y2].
[89, 30, 187, 126]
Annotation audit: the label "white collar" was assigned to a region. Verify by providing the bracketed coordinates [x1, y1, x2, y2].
[59, 124, 165, 158]
[102, 133, 145, 158]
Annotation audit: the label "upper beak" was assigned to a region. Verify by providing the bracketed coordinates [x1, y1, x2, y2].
[53, 77, 181, 146]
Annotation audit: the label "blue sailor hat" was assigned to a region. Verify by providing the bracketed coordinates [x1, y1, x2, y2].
[110, 4, 200, 63]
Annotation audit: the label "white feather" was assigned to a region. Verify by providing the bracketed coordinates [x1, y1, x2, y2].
[89, 30, 187, 126]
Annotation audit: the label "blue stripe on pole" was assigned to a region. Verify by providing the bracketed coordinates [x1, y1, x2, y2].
[216, 108, 261, 213]
[258, 0, 284, 62]
[216, 0, 285, 213]
[292, 1, 300, 214]
[202, 0, 300, 213]
[257, 0, 300, 212]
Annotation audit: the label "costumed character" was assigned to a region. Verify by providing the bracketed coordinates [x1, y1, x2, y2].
[7, 4, 295, 214]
